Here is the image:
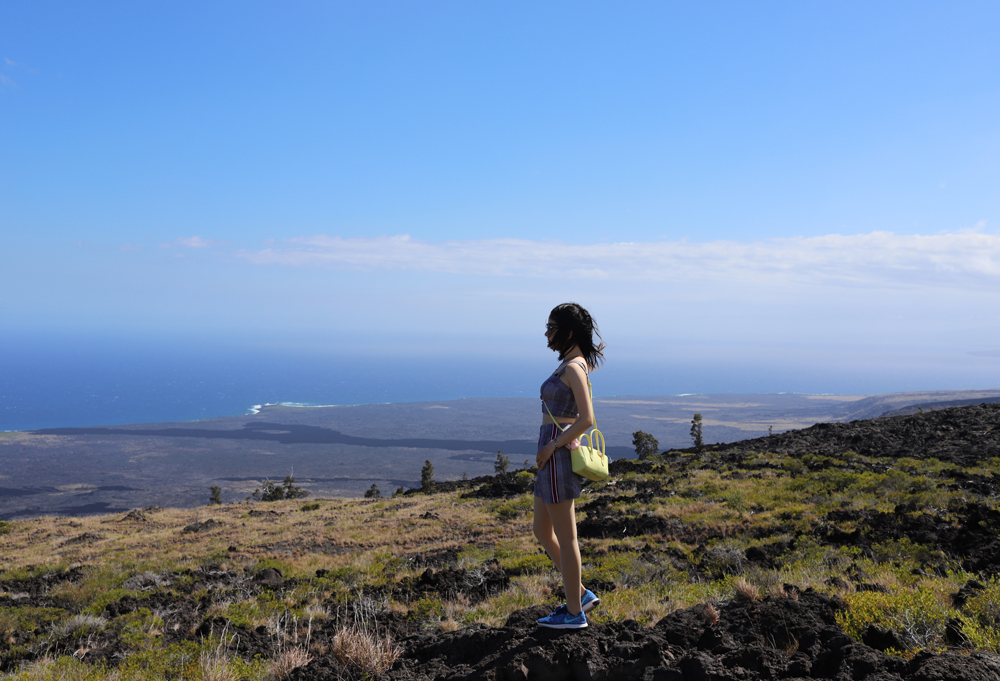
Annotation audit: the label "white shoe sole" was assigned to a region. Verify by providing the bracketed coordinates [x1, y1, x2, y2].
[537, 620, 588, 629]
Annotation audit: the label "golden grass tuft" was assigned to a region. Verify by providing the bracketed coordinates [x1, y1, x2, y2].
[199, 647, 240, 681]
[332, 625, 401, 678]
[267, 646, 313, 680]
[732, 578, 761, 602]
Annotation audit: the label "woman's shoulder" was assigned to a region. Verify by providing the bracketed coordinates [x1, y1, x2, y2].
[561, 359, 589, 378]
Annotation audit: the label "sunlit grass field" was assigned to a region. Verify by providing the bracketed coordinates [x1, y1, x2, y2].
[4, 448, 1000, 678]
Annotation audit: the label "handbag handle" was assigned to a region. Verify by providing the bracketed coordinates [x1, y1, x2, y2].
[582, 429, 606, 456]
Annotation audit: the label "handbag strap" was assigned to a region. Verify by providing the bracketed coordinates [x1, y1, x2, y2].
[543, 374, 596, 431]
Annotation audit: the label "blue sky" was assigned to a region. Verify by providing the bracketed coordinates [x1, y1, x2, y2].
[3, 1, 1000, 394]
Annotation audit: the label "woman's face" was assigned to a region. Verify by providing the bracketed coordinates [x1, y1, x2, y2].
[545, 317, 557, 339]
[545, 317, 560, 350]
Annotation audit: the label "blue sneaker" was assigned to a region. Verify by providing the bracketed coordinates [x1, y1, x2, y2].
[552, 589, 601, 616]
[537, 609, 588, 629]
[581, 589, 601, 613]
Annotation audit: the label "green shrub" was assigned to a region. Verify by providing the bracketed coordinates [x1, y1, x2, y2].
[869, 538, 945, 568]
[319, 565, 363, 587]
[252, 557, 295, 577]
[82, 588, 144, 616]
[491, 541, 552, 575]
[119, 638, 218, 680]
[408, 597, 444, 621]
[954, 577, 1000, 652]
[0, 656, 113, 681]
[493, 495, 533, 521]
[222, 590, 285, 628]
[0, 606, 66, 636]
[366, 551, 406, 581]
[502, 553, 551, 575]
[114, 608, 165, 649]
[457, 545, 492, 568]
[0, 520, 14, 535]
[515, 471, 534, 488]
[837, 586, 950, 654]
[583, 552, 636, 585]
[1, 563, 69, 582]
[301, 502, 321, 511]
[50, 566, 135, 611]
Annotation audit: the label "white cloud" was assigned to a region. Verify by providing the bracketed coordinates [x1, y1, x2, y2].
[0, 74, 16, 88]
[162, 236, 222, 249]
[236, 230, 1000, 291]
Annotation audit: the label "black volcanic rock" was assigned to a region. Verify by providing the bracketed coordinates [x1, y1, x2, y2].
[697, 402, 1000, 467]
[285, 590, 1000, 681]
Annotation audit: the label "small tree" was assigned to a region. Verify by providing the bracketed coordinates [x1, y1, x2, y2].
[248, 475, 308, 502]
[250, 479, 283, 502]
[282, 475, 309, 500]
[421, 459, 435, 491]
[691, 413, 704, 452]
[364, 484, 381, 499]
[494, 449, 510, 475]
[632, 431, 659, 460]
[208, 486, 223, 505]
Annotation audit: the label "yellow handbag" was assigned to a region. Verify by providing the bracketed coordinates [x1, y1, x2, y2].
[543, 379, 609, 482]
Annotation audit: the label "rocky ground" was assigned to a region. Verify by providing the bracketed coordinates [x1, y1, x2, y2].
[3, 403, 1000, 680]
[705, 402, 1000, 467]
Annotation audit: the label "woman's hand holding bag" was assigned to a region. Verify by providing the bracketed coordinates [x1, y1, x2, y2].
[543, 379, 609, 482]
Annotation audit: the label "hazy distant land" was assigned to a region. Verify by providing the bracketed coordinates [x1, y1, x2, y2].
[2, 389, 999, 520]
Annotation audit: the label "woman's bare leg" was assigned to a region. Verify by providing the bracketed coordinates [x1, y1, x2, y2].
[533, 495, 563, 571]
[539, 497, 584, 616]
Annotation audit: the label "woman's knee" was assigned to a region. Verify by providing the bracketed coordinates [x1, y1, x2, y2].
[533, 516, 552, 543]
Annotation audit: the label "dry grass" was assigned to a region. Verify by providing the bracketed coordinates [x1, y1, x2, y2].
[4, 445, 998, 669]
[332, 625, 401, 678]
[732, 578, 761, 602]
[268, 646, 313, 680]
[199, 646, 241, 681]
[595, 585, 674, 626]
[0, 493, 520, 577]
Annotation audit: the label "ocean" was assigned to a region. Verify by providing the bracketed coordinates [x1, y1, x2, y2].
[5, 333, 991, 432]
[1, 337, 558, 431]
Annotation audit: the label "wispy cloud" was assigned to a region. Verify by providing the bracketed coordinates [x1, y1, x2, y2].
[236, 230, 1000, 290]
[4, 57, 37, 72]
[161, 236, 224, 249]
[2, 57, 37, 87]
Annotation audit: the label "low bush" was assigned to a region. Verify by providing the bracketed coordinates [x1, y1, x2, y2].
[837, 586, 951, 654]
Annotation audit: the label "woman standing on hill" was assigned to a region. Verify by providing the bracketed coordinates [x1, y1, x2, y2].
[534, 302, 605, 629]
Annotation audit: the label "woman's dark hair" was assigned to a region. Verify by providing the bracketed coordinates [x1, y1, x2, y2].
[548, 302, 606, 369]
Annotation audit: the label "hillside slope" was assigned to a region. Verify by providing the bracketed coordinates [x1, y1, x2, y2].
[3, 403, 1000, 680]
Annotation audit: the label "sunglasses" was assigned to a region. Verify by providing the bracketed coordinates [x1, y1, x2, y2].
[545, 323, 558, 333]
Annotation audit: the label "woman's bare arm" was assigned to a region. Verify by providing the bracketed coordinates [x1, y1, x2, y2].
[536, 361, 595, 467]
